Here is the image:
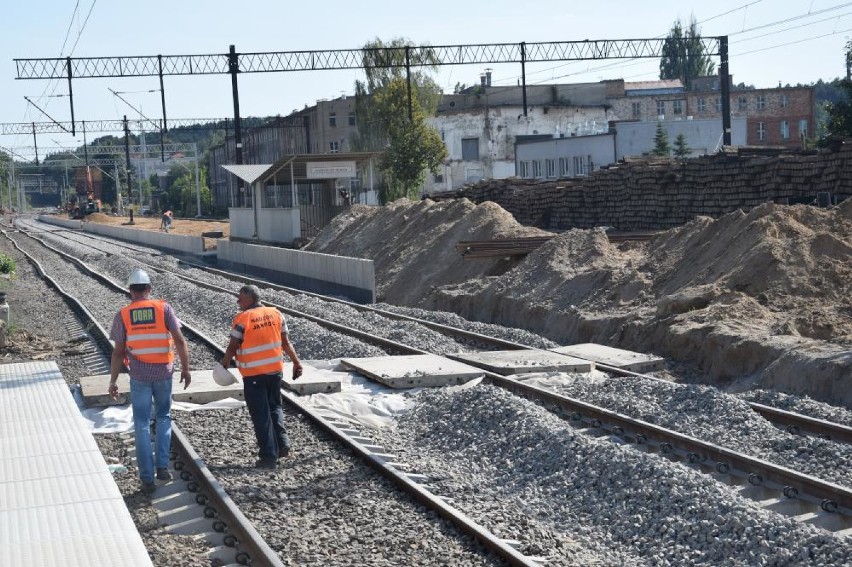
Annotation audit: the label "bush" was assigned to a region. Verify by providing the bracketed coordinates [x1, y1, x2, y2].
[0, 253, 15, 275]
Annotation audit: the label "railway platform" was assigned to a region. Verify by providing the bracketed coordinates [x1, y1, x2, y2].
[0, 361, 152, 566]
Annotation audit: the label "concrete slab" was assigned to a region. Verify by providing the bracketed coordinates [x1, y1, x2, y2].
[451, 349, 593, 375]
[550, 343, 665, 373]
[340, 354, 484, 388]
[80, 370, 244, 408]
[81, 364, 340, 407]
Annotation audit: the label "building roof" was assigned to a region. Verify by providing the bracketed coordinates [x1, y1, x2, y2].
[221, 151, 383, 184]
[624, 79, 683, 91]
[221, 164, 273, 184]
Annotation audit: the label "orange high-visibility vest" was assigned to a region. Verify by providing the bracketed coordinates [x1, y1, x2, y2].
[233, 306, 283, 377]
[120, 299, 174, 364]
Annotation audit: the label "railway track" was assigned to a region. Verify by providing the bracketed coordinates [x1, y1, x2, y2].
[3, 229, 282, 566]
[13, 217, 852, 561]
[8, 224, 531, 565]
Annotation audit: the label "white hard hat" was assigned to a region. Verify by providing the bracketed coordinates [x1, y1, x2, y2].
[127, 268, 151, 286]
[212, 362, 239, 386]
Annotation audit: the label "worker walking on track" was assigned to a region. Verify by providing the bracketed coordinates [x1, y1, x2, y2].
[109, 268, 192, 494]
[220, 285, 303, 469]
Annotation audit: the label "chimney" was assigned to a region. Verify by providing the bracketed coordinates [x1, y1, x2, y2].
[480, 73, 487, 88]
[485, 68, 492, 87]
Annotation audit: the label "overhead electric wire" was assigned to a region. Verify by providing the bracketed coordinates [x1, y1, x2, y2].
[729, 1, 852, 35]
[490, 0, 767, 86]
[58, 1, 82, 58]
[733, 10, 852, 43]
[734, 25, 852, 56]
[491, 1, 851, 88]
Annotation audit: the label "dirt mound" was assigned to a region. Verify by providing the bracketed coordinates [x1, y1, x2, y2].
[307, 198, 551, 305]
[426, 201, 852, 405]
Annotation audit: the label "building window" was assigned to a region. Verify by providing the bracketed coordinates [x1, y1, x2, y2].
[781, 121, 790, 139]
[519, 161, 531, 178]
[329, 112, 337, 127]
[559, 157, 569, 177]
[461, 137, 479, 161]
[573, 156, 590, 176]
[697, 98, 706, 113]
[672, 100, 683, 115]
[737, 96, 748, 111]
[434, 173, 444, 183]
[757, 122, 766, 141]
[715, 97, 722, 112]
[329, 141, 340, 153]
[545, 159, 556, 178]
[532, 160, 543, 178]
[656, 100, 665, 117]
[756, 95, 766, 110]
[348, 112, 356, 126]
[799, 120, 808, 137]
[631, 102, 641, 118]
[781, 94, 789, 108]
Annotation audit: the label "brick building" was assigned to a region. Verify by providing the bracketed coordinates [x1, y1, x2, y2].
[606, 78, 814, 149]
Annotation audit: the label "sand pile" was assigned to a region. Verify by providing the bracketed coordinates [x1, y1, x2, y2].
[305, 198, 551, 305]
[310, 199, 852, 406]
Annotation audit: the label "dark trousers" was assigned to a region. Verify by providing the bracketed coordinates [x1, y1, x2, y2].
[243, 373, 289, 461]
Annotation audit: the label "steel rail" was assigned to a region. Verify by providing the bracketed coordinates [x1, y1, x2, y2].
[748, 402, 852, 445]
[13, 221, 542, 566]
[3, 229, 284, 566]
[175, 257, 532, 351]
[574, 356, 852, 446]
[484, 372, 852, 519]
[28, 218, 852, 448]
[19, 221, 852, 531]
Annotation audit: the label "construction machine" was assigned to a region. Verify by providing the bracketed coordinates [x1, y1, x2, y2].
[69, 166, 102, 219]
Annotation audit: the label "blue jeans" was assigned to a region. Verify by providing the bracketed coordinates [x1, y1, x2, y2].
[130, 378, 173, 483]
[243, 373, 288, 461]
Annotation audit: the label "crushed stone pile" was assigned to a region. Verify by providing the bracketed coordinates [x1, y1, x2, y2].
[309, 197, 852, 406]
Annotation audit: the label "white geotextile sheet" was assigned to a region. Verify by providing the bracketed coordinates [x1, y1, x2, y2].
[69, 358, 490, 435]
[512, 369, 609, 389]
[71, 384, 244, 434]
[299, 359, 483, 430]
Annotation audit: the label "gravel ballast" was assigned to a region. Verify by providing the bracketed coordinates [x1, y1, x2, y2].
[11, 218, 852, 566]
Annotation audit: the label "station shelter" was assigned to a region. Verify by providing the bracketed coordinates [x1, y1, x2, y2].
[222, 152, 380, 245]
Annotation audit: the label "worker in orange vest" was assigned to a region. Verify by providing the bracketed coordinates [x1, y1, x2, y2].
[221, 284, 302, 469]
[109, 268, 192, 494]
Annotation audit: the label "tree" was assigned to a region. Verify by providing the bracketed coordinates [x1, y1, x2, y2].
[351, 37, 447, 201]
[673, 133, 689, 158]
[819, 43, 852, 145]
[659, 16, 716, 90]
[652, 122, 670, 157]
[373, 78, 447, 201]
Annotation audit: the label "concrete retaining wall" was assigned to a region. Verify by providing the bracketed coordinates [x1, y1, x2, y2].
[37, 216, 82, 230]
[38, 215, 205, 256]
[217, 239, 375, 303]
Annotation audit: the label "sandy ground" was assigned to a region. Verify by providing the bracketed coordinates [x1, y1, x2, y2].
[82, 212, 229, 250]
[308, 198, 852, 408]
[84, 212, 229, 237]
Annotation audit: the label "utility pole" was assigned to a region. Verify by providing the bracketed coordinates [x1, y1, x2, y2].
[63, 164, 69, 208]
[194, 143, 201, 217]
[9, 158, 16, 212]
[114, 161, 122, 214]
[123, 116, 132, 205]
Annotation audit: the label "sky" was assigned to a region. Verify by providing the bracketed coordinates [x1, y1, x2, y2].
[1, 0, 850, 160]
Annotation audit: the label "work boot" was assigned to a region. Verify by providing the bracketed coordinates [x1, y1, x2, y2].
[254, 458, 277, 469]
[156, 467, 172, 481]
[278, 446, 290, 459]
[141, 481, 156, 495]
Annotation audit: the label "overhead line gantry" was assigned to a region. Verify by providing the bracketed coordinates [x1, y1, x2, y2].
[13, 38, 733, 162]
